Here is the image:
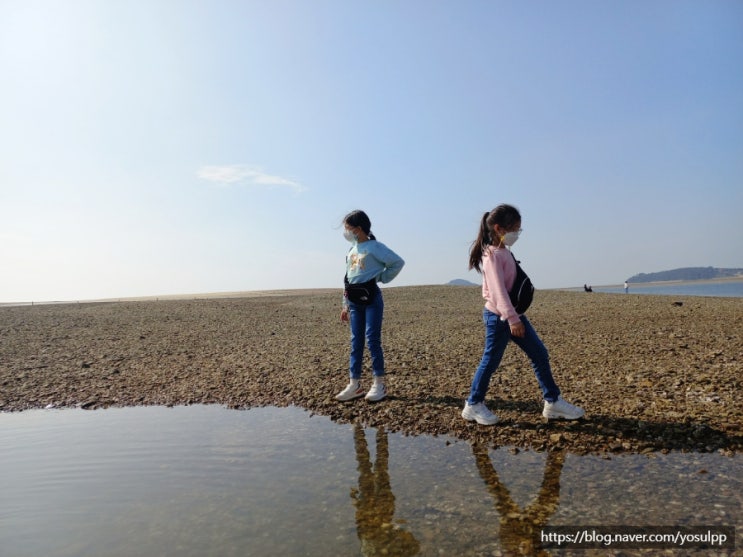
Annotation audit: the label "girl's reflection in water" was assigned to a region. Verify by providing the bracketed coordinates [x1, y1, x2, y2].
[351, 425, 420, 556]
[472, 443, 565, 556]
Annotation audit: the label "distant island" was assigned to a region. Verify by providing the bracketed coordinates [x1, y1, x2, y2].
[627, 267, 743, 283]
[447, 279, 479, 286]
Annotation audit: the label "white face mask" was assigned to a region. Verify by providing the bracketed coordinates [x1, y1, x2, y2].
[343, 229, 357, 243]
[502, 230, 521, 247]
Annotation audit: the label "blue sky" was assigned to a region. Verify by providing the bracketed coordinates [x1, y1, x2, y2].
[1, 0, 742, 302]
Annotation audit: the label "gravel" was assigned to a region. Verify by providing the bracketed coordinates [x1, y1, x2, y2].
[1, 286, 741, 456]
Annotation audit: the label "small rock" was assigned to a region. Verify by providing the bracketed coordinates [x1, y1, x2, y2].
[549, 433, 565, 444]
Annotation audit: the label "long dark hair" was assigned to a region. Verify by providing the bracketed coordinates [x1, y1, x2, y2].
[468, 204, 521, 272]
[343, 210, 377, 240]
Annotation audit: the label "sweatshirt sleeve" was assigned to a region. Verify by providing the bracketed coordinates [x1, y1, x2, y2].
[481, 249, 520, 325]
[373, 242, 405, 284]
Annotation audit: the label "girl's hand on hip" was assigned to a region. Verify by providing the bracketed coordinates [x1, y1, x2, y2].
[510, 321, 525, 338]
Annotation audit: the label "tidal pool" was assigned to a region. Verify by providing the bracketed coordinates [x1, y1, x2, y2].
[1, 405, 739, 556]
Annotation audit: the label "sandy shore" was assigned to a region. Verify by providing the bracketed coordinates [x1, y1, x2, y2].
[1, 286, 741, 455]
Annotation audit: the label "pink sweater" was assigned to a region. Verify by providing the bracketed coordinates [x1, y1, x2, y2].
[481, 246, 520, 325]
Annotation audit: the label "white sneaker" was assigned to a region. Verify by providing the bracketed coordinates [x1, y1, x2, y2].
[462, 402, 499, 425]
[365, 382, 387, 402]
[335, 381, 364, 401]
[543, 396, 584, 420]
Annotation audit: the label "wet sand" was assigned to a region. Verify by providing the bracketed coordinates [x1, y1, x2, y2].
[1, 286, 741, 455]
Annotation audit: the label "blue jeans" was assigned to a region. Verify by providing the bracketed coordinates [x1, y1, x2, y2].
[467, 309, 560, 404]
[348, 289, 385, 379]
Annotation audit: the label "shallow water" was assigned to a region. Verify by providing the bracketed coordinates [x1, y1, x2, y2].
[1, 405, 739, 556]
[589, 280, 743, 297]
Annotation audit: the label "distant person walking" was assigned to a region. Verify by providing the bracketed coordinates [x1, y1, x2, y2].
[624, 281, 629, 294]
[336, 210, 405, 403]
[462, 204, 584, 425]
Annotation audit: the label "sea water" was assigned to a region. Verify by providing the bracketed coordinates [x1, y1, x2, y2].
[1, 405, 739, 556]
[584, 280, 743, 298]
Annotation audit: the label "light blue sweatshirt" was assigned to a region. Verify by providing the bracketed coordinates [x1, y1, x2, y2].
[346, 240, 405, 285]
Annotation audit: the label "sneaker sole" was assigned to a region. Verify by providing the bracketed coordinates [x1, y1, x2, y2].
[335, 390, 365, 402]
[543, 411, 585, 420]
[461, 409, 499, 425]
[364, 391, 387, 402]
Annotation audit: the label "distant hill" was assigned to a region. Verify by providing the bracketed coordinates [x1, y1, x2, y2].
[447, 279, 479, 286]
[627, 267, 743, 283]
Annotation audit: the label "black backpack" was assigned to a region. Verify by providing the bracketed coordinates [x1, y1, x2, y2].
[509, 253, 534, 314]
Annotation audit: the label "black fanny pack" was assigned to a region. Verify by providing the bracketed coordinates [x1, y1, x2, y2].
[344, 274, 378, 305]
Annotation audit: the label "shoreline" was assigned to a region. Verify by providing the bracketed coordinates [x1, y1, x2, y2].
[0, 288, 341, 308]
[1, 286, 741, 455]
[4, 276, 743, 307]
[560, 276, 743, 291]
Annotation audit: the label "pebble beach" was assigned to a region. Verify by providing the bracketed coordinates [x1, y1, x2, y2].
[1, 286, 741, 456]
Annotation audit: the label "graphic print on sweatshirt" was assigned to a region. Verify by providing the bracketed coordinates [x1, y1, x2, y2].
[348, 252, 367, 272]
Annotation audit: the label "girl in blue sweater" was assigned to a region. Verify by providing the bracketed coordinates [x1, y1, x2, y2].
[337, 210, 405, 402]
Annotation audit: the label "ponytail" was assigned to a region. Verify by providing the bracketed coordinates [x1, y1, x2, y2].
[468, 212, 491, 272]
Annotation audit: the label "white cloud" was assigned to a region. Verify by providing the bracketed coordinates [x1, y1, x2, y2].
[198, 165, 306, 193]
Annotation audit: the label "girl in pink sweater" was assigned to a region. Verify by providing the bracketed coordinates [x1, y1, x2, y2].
[462, 204, 584, 425]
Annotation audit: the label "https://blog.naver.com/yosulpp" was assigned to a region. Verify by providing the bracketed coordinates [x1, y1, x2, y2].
[540, 526, 735, 550]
